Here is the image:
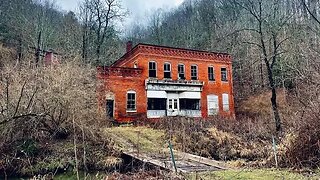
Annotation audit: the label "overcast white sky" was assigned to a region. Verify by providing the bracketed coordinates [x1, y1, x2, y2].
[55, 0, 184, 29]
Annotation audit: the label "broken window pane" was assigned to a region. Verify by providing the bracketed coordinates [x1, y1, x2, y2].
[178, 64, 185, 79]
[149, 61, 156, 77]
[147, 98, 166, 110]
[221, 67, 228, 82]
[164, 63, 171, 78]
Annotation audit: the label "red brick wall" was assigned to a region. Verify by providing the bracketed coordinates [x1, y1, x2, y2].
[127, 54, 235, 118]
[99, 45, 235, 122]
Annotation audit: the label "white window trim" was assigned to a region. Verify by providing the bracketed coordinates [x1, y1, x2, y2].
[191, 64, 198, 80]
[208, 66, 215, 81]
[149, 61, 157, 78]
[222, 93, 230, 112]
[207, 94, 219, 116]
[164, 62, 171, 79]
[126, 90, 137, 112]
[221, 67, 228, 82]
[178, 63, 185, 79]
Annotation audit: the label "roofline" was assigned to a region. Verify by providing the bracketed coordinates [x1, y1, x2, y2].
[111, 43, 231, 67]
[136, 43, 230, 55]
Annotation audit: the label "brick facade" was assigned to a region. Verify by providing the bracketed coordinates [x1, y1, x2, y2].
[97, 43, 235, 123]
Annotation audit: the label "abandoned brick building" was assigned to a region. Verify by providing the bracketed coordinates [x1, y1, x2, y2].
[97, 42, 235, 122]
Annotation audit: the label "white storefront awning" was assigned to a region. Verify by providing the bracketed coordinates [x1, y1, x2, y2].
[147, 91, 201, 99]
[179, 92, 201, 99]
[147, 91, 167, 98]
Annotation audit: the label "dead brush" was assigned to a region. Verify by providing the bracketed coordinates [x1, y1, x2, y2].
[0, 58, 117, 176]
[278, 100, 320, 168]
[148, 117, 271, 162]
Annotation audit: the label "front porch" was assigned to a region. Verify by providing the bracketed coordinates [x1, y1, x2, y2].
[145, 79, 203, 118]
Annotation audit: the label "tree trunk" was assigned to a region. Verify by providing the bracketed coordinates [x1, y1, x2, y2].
[35, 31, 42, 66]
[96, 45, 101, 65]
[267, 67, 282, 132]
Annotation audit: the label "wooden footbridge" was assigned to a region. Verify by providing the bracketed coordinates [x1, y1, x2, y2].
[123, 150, 230, 173]
[105, 127, 231, 173]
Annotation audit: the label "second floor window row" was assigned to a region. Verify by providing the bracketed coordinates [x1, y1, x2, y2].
[148, 61, 228, 82]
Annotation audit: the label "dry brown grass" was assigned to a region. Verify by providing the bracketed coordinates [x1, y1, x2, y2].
[0, 58, 118, 177]
[237, 89, 289, 118]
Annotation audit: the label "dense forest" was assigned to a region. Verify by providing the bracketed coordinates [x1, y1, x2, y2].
[0, 0, 319, 178]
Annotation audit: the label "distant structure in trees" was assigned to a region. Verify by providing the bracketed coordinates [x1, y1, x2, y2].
[97, 42, 235, 123]
[44, 50, 60, 66]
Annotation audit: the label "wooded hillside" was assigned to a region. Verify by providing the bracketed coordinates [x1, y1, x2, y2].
[0, 0, 319, 178]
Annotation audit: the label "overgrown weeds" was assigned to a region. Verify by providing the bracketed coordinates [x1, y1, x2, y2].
[0, 58, 118, 177]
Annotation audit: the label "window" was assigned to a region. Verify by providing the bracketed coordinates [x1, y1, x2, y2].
[222, 93, 229, 111]
[134, 63, 137, 68]
[174, 99, 178, 110]
[221, 67, 228, 82]
[180, 99, 200, 110]
[149, 61, 156, 78]
[147, 98, 166, 110]
[127, 91, 136, 111]
[208, 66, 215, 81]
[191, 65, 198, 80]
[178, 64, 185, 79]
[168, 99, 178, 110]
[168, 99, 173, 109]
[207, 95, 219, 115]
[164, 63, 171, 78]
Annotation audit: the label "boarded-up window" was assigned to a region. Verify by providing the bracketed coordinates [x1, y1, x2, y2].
[149, 61, 156, 77]
[164, 63, 171, 78]
[178, 64, 185, 79]
[207, 95, 219, 115]
[222, 93, 229, 111]
[127, 91, 136, 111]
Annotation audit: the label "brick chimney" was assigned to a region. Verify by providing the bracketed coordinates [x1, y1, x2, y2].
[126, 41, 133, 52]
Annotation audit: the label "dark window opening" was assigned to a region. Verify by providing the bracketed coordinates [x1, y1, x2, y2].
[164, 63, 171, 78]
[191, 65, 198, 80]
[148, 98, 166, 110]
[208, 66, 215, 81]
[179, 99, 200, 110]
[149, 62, 156, 78]
[106, 100, 114, 117]
[178, 64, 185, 79]
[127, 92, 136, 111]
[221, 67, 228, 82]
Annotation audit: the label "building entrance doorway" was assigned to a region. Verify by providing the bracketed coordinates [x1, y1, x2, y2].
[167, 93, 179, 116]
[106, 100, 114, 118]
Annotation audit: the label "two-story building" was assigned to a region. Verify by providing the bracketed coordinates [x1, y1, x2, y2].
[97, 42, 235, 123]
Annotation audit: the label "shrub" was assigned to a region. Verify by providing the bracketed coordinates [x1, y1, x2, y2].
[0, 58, 117, 176]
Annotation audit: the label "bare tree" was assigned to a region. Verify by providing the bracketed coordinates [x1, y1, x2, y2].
[80, 0, 126, 65]
[302, 0, 320, 25]
[234, 0, 293, 132]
